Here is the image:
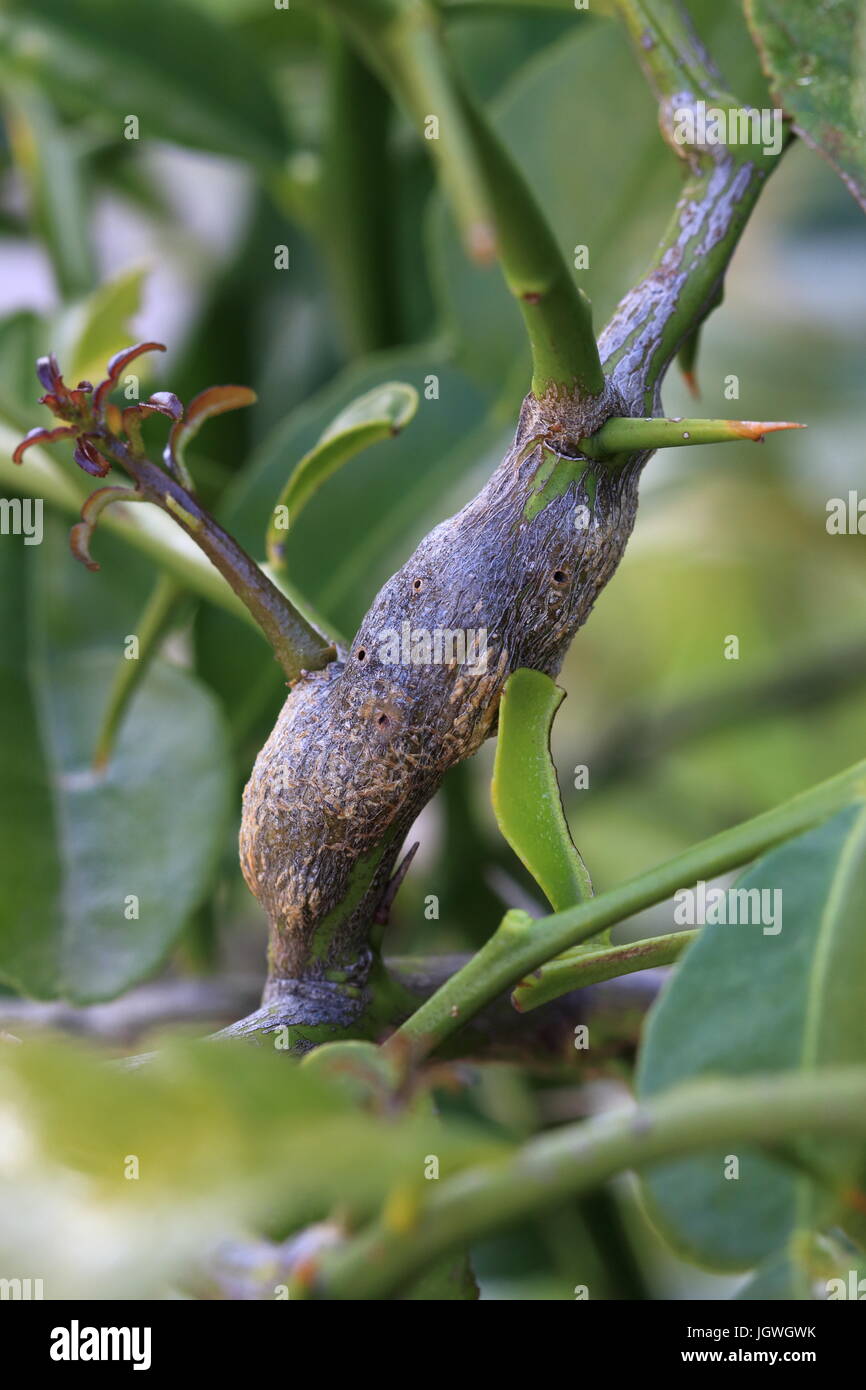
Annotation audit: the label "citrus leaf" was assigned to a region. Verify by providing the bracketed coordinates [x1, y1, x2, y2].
[745, 0, 866, 211]
[264, 381, 418, 569]
[491, 668, 592, 912]
[638, 803, 866, 1270]
[0, 521, 232, 1003]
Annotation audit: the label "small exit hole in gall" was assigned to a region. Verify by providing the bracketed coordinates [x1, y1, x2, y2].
[412, 578, 422, 592]
[377, 713, 390, 728]
[553, 570, 567, 584]
[357, 648, 366, 661]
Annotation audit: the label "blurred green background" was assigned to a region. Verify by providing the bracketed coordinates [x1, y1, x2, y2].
[0, 0, 864, 1299]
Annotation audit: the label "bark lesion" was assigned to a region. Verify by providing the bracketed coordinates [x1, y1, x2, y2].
[240, 386, 642, 992]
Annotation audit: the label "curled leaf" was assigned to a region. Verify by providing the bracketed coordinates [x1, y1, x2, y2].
[147, 391, 183, 420]
[92, 341, 166, 415]
[121, 397, 182, 455]
[35, 353, 62, 393]
[166, 384, 256, 476]
[12, 425, 77, 465]
[265, 382, 418, 569]
[33, 354, 93, 422]
[491, 668, 593, 913]
[70, 486, 144, 571]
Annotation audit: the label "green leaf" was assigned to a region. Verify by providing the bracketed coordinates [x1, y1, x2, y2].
[0, 520, 232, 1003]
[1, 0, 288, 167]
[492, 668, 592, 912]
[194, 347, 493, 735]
[265, 381, 418, 568]
[0, 1036, 504, 1298]
[57, 266, 147, 389]
[745, 0, 866, 211]
[638, 804, 866, 1270]
[735, 1239, 866, 1300]
[734, 1250, 812, 1300]
[168, 385, 257, 485]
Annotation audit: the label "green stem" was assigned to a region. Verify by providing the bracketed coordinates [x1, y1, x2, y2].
[391, 758, 866, 1060]
[92, 575, 187, 770]
[602, 0, 789, 411]
[0, 422, 262, 635]
[320, 0, 604, 399]
[512, 929, 697, 1011]
[613, 0, 732, 106]
[314, 1067, 866, 1299]
[101, 437, 335, 684]
[5, 82, 96, 300]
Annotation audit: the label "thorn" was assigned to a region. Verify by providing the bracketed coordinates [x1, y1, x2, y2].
[681, 368, 700, 399]
[374, 841, 420, 925]
[731, 420, 807, 441]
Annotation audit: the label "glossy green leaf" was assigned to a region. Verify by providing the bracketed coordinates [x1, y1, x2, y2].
[638, 804, 866, 1270]
[0, 521, 232, 1003]
[745, 0, 866, 212]
[0, 0, 288, 166]
[492, 668, 592, 912]
[265, 381, 418, 569]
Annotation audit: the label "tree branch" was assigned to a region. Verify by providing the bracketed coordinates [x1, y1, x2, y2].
[601, 0, 790, 411]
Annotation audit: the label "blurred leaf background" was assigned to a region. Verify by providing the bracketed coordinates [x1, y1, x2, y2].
[0, 0, 864, 1299]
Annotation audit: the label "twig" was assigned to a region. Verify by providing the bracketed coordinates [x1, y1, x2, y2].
[512, 928, 697, 1012]
[312, 1067, 866, 1299]
[99, 436, 334, 683]
[389, 758, 866, 1061]
[0, 976, 263, 1044]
